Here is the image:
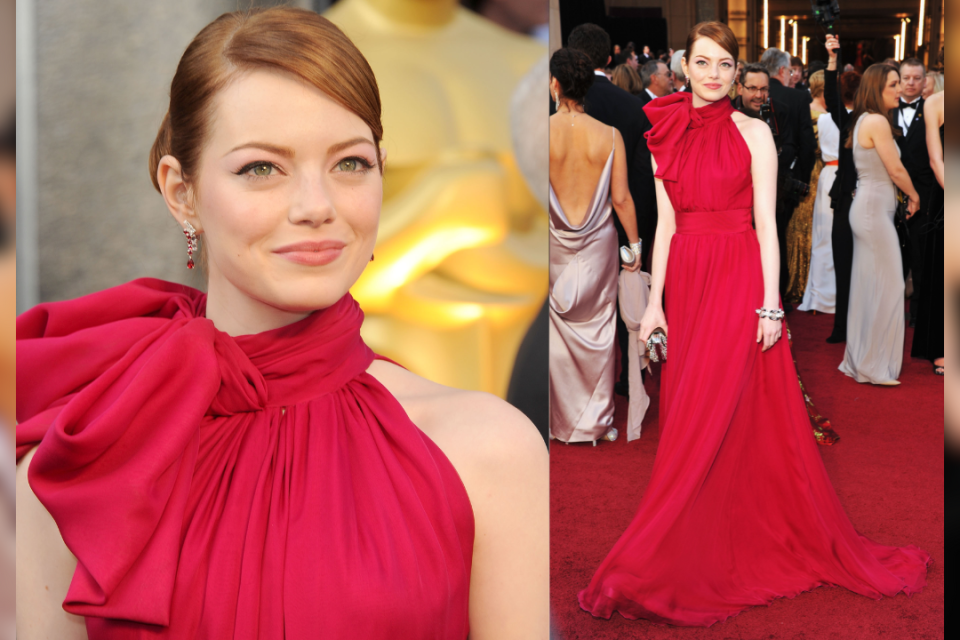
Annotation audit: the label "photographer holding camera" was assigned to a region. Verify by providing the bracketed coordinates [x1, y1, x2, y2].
[733, 63, 809, 303]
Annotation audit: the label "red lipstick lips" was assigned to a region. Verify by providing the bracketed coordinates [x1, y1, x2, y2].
[274, 240, 346, 266]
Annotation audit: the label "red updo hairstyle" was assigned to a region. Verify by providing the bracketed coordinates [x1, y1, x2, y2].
[149, 7, 383, 193]
[684, 21, 739, 64]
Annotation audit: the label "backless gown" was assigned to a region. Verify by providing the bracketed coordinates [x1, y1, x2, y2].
[840, 115, 905, 384]
[578, 93, 930, 627]
[549, 129, 618, 443]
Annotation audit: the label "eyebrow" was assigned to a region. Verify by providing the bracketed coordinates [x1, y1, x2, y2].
[225, 136, 376, 159]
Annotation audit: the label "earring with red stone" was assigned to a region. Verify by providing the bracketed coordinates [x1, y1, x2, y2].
[183, 221, 198, 269]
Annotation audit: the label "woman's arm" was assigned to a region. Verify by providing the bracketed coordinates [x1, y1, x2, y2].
[16, 447, 88, 640]
[637, 155, 675, 342]
[926, 94, 944, 188]
[743, 118, 783, 351]
[861, 114, 921, 214]
[610, 128, 641, 269]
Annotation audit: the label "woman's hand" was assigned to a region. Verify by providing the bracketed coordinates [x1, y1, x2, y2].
[906, 193, 921, 218]
[638, 304, 667, 344]
[621, 256, 642, 273]
[757, 317, 782, 352]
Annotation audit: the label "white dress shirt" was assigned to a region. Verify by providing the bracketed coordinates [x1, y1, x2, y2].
[899, 96, 921, 133]
[646, 88, 658, 102]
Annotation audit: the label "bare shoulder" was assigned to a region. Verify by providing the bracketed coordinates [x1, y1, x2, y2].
[926, 92, 944, 114]
[16, 447, 87, 639]
[732, 114, 775, 156]
[365, 360, 547, 486]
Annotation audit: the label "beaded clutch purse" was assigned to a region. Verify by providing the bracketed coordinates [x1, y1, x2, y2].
[646, 328, 667, 363]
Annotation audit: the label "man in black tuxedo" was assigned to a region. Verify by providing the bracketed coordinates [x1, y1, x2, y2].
[897, 58, 935, 324]
[823, 35, 859, 343]
[568, 23, 657, 395]
[761, 47, 817, 302]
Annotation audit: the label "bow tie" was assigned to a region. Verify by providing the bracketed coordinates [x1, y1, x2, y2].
[900, 100, 918, 110]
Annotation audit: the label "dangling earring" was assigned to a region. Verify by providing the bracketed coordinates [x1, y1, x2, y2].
[370, 253, 375, 262]
[182, 220, 198, 270]
[686, 77, 691, 90]
[554, 90, 560, 111]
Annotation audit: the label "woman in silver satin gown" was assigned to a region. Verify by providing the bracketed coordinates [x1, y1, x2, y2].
[839, 64, 920, 385]
[548, 48, 641, 443]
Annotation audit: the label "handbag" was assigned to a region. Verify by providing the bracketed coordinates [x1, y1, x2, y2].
[646, 328, 667, 363]
[893, 188, 911, 252]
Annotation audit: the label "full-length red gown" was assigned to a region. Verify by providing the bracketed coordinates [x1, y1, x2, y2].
[577, 93, 930, 627]
[17, 279, 473, 639]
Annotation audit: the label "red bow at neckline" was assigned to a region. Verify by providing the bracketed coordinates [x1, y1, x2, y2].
[643, 92, 735, 183]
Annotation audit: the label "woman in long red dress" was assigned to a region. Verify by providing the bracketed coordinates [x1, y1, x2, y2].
[15, 8, 547, 639]
[578, 22, 930, 627]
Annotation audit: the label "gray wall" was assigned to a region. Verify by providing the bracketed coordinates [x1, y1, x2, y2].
[21, 0, 309, 307]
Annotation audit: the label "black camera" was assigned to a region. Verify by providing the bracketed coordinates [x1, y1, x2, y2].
[812, 0, 840, 31]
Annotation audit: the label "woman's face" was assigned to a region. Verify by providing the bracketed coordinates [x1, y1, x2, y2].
[682, 37, 737, 105]
[881, 70, 902, 112]
[162, 69, 382, 331]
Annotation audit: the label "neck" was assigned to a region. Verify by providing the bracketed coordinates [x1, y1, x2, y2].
[363, 0, 457, 27]
[691, 90, 720, 109]
[903, 94, 921, 103]
[812, 96, 827, 111]
[556, 99, 584, 114]
[205, 271, 311, 337]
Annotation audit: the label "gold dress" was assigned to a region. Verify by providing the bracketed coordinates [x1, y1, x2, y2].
[786, 108, 827, 303]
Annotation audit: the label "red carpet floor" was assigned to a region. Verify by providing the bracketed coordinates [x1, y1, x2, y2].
[550, 310, 943, 639]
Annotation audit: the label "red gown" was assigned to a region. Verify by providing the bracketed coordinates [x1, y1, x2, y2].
[577, 93, 930, 627]
[16, 279, 473, 639]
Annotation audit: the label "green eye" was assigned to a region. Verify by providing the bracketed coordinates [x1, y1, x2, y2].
[338, 158, 359, 172]
[253, 163, 273, 177]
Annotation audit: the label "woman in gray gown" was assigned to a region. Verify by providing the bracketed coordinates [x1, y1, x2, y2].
[839, 64, 920, 385]
[548, 48, 641, 443]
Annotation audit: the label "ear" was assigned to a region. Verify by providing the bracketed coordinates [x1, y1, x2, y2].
[157, 155, 202, 233]
[681, 57, 690, 81]
[379, 146, 388, 170]
[606, 55, 611, 67]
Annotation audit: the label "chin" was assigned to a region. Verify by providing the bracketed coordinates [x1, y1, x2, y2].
[265, 280, 352, 314]
[697, 87, 731, 103]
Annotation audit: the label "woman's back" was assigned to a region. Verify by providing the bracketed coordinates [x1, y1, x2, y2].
[854, 114, 897, 191]
[549, 113, 614, 227]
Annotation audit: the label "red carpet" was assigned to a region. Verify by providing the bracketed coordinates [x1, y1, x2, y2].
[550, 310, 944, 639]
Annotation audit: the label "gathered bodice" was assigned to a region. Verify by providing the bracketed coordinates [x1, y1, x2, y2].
[16, 279, 474, 639]
[644, 93, 754, 235]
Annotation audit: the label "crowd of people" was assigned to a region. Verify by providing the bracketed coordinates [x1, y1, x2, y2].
[549, 19, 932, 628]
[549, 24, 945, 447]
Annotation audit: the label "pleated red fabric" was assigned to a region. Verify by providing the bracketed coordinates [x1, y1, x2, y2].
[577, 93, 930, 627]
[16, 278, 473, 639]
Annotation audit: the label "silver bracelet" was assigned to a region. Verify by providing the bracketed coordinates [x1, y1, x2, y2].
[756, 307, 785, 321]
[630, 241, 641, 256]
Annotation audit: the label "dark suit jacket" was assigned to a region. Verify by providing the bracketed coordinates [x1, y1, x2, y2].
[637, 90, 653, 107]
[769, 78, 817, 186]
[582, 75, 657, 255]
[823, 69, 855, 210]
[895, 98, 935, 214]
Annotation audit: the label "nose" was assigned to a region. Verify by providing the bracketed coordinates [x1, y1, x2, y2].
[289, 173, 336, 227]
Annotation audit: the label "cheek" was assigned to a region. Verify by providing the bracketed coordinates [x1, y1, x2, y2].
[199, 178, 280, 256]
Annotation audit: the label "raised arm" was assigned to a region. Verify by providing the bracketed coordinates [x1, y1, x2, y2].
[926, 94, 944, 188]
[637, 155, 674, 343]
[861, 114, 921, 215]
[611, 127, 641, 269]
[824, 35, 843, 129]
[743, 118, 783, 351]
